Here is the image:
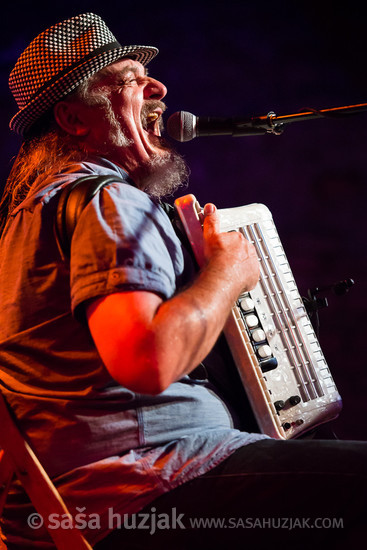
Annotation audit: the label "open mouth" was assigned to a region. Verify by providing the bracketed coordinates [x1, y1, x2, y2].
[144, 111, 163, 136]
[141, 102, 166, 137]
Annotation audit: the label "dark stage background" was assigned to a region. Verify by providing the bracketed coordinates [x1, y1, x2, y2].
[0, 1, 366, 440]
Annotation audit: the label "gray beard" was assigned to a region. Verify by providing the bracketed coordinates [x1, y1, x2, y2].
[106, 119, 190, 198]
[138, 146, 190, 199]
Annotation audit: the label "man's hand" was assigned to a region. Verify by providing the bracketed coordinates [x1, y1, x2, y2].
[202, 203, 260, 295]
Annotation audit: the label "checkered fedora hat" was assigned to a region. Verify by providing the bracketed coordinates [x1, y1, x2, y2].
[9, 13, 158, 135]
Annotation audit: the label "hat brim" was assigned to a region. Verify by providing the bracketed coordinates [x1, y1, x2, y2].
[9, 44, 158, 136]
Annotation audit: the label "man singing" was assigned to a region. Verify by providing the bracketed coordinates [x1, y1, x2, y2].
[0, 13, 366, 549]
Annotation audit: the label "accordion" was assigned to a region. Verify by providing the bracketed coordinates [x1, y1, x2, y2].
[174, 194, 342, 439]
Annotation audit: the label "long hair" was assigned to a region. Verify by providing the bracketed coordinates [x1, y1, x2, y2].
[0, 77, 100, 236]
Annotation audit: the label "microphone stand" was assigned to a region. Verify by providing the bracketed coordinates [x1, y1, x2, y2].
[236, 102, 367, 136]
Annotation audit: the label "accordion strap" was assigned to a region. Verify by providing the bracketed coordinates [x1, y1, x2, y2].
[54, 174, 189, 259]
[54, 174, 125, 257]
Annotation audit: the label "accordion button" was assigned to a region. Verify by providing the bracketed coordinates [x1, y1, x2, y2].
[239, 297, 255, 311]
[289, 395, 301, 406]
[245, 314, 259, 328]
[260, 357, 278, 372]
[295, 419, 304, 426]
[258, 344, 272, 358]
[252, 328, 266, 342]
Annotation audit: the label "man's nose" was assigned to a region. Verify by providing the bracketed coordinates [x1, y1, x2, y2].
[144, 77, 167, 100]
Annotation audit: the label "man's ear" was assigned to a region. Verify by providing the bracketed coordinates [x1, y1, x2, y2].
[53, 100, 90, 136]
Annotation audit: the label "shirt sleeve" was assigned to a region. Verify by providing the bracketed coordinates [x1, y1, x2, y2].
[69, 181, 184, 316]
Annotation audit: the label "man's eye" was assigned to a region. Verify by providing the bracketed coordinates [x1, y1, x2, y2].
[116, 78, 137, 87]
[114, 75, 146, 89]
[114, 77, 137, 88]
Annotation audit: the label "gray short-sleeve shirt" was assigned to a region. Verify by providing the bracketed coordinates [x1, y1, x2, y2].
[0, 157, 267, 547]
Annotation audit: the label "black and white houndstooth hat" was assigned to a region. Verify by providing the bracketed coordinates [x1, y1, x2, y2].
[9, 13, 158, 136]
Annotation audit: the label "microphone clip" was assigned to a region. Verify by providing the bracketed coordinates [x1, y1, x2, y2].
[232, 111, 285, 137]
[263, 111, 285, 135]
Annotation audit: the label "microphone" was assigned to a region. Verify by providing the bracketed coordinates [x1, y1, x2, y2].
[167, 103, 367, 142]
[166, 111, 273, 142]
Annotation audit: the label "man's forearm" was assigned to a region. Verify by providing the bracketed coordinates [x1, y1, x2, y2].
[150, 260, 246, 389]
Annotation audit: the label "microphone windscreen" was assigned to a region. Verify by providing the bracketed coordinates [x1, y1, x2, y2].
[167, 111, 195, 142]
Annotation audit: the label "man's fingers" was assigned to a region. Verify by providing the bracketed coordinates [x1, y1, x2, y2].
[203, 203, 220, 238]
